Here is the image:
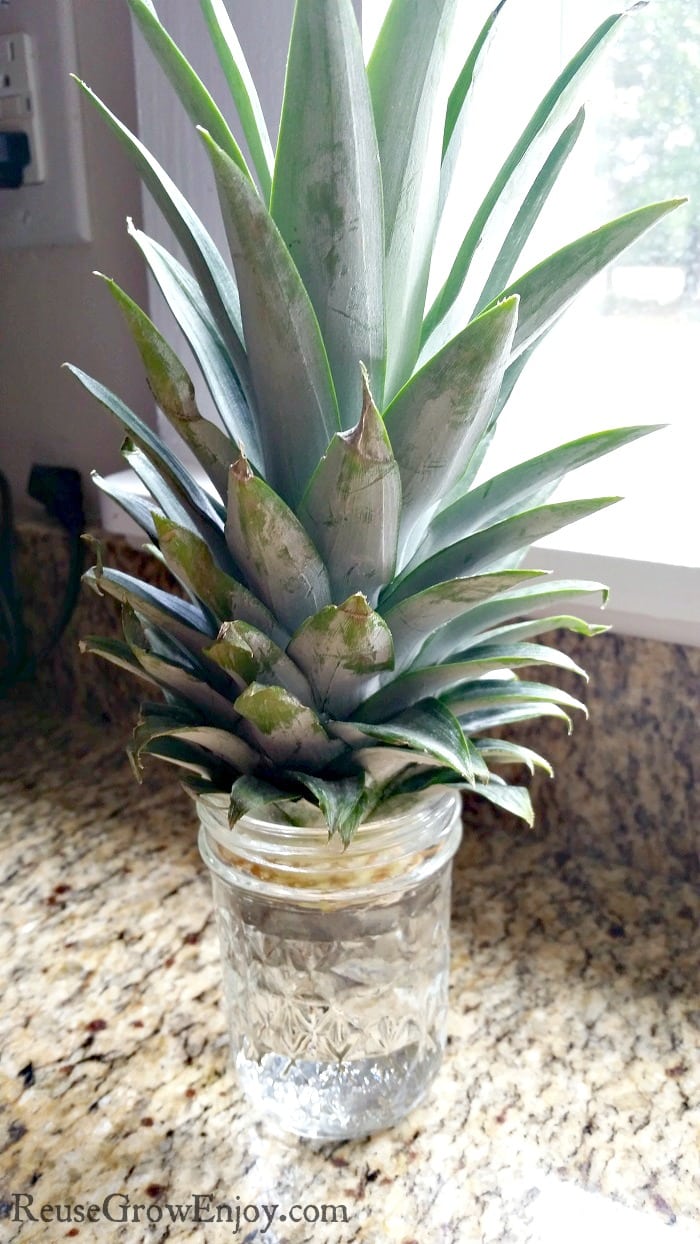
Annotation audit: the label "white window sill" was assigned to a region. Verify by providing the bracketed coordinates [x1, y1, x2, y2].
[97, 468, 700, 649]
[522, 546, 699, 647]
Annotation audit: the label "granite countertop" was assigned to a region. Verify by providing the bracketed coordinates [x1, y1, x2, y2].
[1, 702, 698, 1243]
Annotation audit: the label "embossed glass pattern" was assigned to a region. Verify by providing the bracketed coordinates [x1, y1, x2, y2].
[198, 791, 462, 1139]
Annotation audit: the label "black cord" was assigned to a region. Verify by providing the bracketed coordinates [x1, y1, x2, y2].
[0, 469, 28, 682]
[0, 466, 86, 694]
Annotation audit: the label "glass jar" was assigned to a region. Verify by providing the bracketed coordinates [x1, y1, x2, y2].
[198, 788, 462, 1140]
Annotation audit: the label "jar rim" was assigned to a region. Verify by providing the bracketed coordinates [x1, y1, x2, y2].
[196, 784, 458, 839]
[197, 786, 463, 905]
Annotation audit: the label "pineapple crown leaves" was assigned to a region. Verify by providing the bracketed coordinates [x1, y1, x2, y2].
[297, 368, 402, 605]
[73, 0, 684, 840]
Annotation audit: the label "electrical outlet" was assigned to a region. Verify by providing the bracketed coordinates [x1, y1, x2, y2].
[0, 31, 46, 183]
[0, 0, 90, 247]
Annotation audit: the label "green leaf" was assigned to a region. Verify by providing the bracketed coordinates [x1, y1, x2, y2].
[347, 698, 488, 784]
[384, 296, 518, 560]
[490, 336, 543, 427]
[90, 470, 162, 541]
[423, 13, 625, 350]
[234, 683, 344, 769]
[120, 439, 199, 538]
[442, 3, 505, 159]
[455, 613, 609, 653]
[127, 0, 252, 178]
[420, 579, 609, 665]
[287, 772, 372, 846]
[120, 606, 241, 727]
[444, 677, 587, 718]
[462, 639, 587, 679]
[475, 737, 553, 778]
[297, 369, 401, 605]
[180, 775, 225, 802]
[226, 456, 331, 634]
[126, 224, 259, 466]
[488, 199, 687, 361]
[368, 0, 459, 400]
[154, 516, 284, 641]
[83, 565, 215, 655]
[204, 620, 313, 705]
[131, 710, 257, 775]
[200, 0, 274, 200]
[99, 273, 236, 499]
[460, 333, 556, 506]
[383, 569, 544, 671]
[228, 774, 301, 827]
[387, 497, 620, 606]
[474, 107, 586, 315]
[438, 424, 497, 516]
[200, 128, 340, 509]
[79, 634, 160, 685]
[287, 593, 394, 718]
[459, 702, 574, 734]
[271, 0, 385, 422]
[438, 3, 507, 241]
[132, 734, 225, 780]
[120, 440, 230, 577]
[122, 602, 182, 663]
[145, 540, 174, 570]
[134, 652, 240, 728]
[359, 762, 468, 805]
[133, 698, 196, 726]
[354, 641, 586, 722]
[72, 77, 245, 363]
[426, 425, 659, 558]
[349, 745, 449, 783]
[65, 365, 226, 533]
[464, 781, 534, 826]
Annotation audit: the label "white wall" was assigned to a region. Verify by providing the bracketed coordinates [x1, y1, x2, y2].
[0, 0, 150, 523]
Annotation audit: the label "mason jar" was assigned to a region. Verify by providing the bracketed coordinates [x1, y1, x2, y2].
[197, 788, 462, 1140]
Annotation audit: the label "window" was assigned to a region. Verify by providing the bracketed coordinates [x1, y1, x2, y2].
[366, 0, 698, 568]
[364, 0, 700, 641]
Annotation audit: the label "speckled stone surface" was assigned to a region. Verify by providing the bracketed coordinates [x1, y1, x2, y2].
[1, 701, 698, 1243]
[9, 522, 183, 722]
[461, 628, 700, 881]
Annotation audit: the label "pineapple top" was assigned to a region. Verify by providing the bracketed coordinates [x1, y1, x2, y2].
[71, 0, 679, 841]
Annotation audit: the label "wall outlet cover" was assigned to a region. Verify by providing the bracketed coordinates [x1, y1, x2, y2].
[0, 0, 90, 248]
